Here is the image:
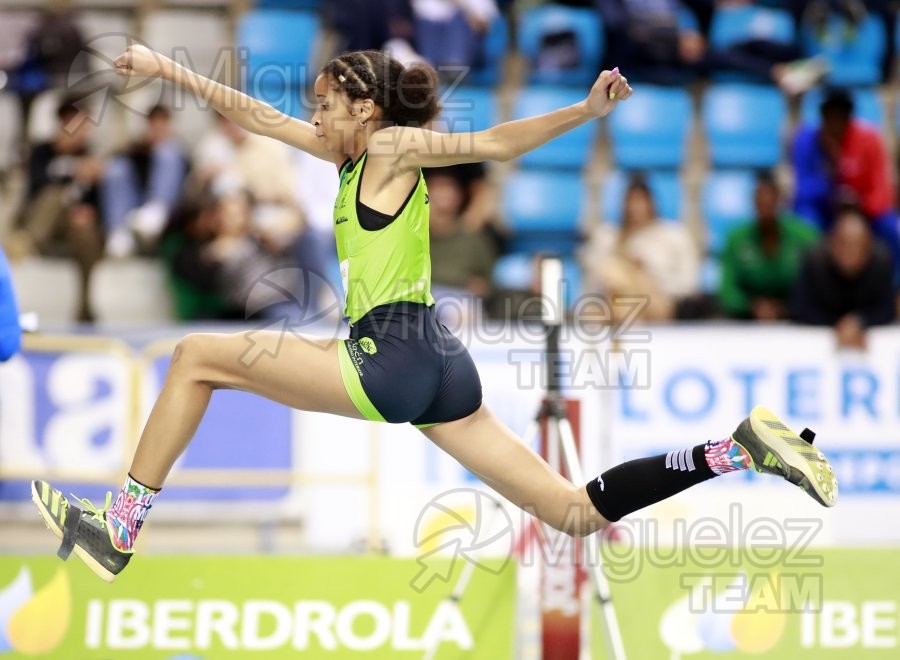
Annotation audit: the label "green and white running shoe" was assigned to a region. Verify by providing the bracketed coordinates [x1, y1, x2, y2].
[31, 480, 132, 582]
[732, 406, 838, 507]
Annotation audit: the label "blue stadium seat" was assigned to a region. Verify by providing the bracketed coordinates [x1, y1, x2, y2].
[607, 86, 691, 169]
[710, 5, 795, 47]
[512, 87, 596, 169]
[801, 13, 887, 86]
[518, 5, 603, 86]
[255, 0, 322, 7]
[799, 87, 885, 129]
[709, 6, 795, 82]
[465, 15, 509, 86]
[503, 170, 585, 254]
[492, 253, 581, 306]
[702, 84, 787, 168]
[601, 170, 682, 224]
[236, 10, 320, 86]
[702, 170, 756, 254]
[493, 252, 534, 291]
[438, 86, 498, 133]
[250, 81, 306, 118]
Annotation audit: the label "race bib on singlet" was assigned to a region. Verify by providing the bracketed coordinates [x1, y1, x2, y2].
[339, 258, 350, 310]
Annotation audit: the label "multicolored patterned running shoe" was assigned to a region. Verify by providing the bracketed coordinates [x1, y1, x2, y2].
[732, 406, 838, 507]
[31, 480, 132, 582]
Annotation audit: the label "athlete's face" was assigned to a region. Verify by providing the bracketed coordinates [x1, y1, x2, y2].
[312, 74, 369, 155]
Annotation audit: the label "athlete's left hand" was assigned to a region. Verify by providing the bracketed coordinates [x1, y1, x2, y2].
[585, 68, 633, 117]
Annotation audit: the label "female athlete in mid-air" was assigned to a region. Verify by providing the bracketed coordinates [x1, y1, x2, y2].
[33, 46, 837, 581]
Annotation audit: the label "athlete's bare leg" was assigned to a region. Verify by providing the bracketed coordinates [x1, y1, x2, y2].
[130, 332, 363, 487]
[421, 404, 609, 537]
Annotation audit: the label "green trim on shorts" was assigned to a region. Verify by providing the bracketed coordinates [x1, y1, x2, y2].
[338, 340, 386, 422]
[414, 422, 441, 429]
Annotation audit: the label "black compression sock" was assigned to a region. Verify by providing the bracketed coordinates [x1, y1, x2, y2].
[585, 445, 716, 522]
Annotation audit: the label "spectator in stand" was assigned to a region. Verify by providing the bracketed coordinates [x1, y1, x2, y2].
[324, 0, 417, 55]
[159, 195, 231, 321]
[582, 175, 699, 322]
[102, 105, 189, 257]
[4, 7, 87, 142]
[426, 171, 496, 305]
[798, 0, 895, 82]
[791, 88, 899, 278]
[192, 113, 305, 253]
[11, 96, 103, 322]
[790, 206, 895, 349]
[160, 188, 295, 322]
[719, 173, 819, 320]
[0, 248, 21, 361]
[596, 0, 828, 92]
[424, 161, 504, 254]
[412, 0, 499, 70]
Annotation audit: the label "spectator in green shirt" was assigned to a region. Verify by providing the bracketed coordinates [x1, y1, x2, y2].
[719, 173, 819, 320]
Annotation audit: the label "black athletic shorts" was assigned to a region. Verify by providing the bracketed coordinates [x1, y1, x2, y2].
[337, 302, 483, 426]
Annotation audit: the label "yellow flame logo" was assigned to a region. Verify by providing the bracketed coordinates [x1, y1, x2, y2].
[0, 566, 71, 655]
[660, 572, 787, 656]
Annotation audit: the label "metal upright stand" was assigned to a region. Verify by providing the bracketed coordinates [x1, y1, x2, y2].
[420, 257, 627, 660]
[525, 256, 627, 660]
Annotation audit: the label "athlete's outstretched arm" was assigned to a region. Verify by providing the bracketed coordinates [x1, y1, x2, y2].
[381, 68, 632, 169]
[114, 45, 338, 163]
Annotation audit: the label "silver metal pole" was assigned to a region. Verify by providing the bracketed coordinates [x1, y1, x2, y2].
[556, 415, 628, 660]
[420, 495, 506, 660]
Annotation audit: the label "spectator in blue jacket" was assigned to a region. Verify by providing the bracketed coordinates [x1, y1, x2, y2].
[0, 249, 22, 361]
[102, 105, 189, 257]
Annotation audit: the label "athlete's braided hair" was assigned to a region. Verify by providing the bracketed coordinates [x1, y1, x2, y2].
[321, 50, 441, 127]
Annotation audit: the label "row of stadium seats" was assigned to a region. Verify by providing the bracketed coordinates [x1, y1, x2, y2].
[502, 168, 772, 256]
[3, 81, 894, 178]
[3, 3, 895, 93]
[10, 257, 172, 326]
[237, 5, 896, 87]
[439, 84, 897, 171]
[5, 166, 782, 325]
[40, 3, 884, 91]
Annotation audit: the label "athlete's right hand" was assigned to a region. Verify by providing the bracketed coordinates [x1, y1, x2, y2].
[114, 45, 173, 79]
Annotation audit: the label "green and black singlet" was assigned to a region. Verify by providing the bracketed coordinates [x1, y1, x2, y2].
[332, 152, 482, 426]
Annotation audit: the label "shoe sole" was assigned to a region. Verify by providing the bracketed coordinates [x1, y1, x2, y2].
[732, 406, 838, 508]
[30, 481, 117, 583]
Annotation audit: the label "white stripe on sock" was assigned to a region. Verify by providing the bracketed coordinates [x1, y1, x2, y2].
[677, 449, 686, 471]
[685, 447, 695, 471]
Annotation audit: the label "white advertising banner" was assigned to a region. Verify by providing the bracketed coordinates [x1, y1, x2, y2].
[2, 325, 898, 548]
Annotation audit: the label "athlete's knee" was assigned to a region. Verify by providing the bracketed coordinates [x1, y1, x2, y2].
[172, 334, 205, 368]
[170, 333, 225, 383]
